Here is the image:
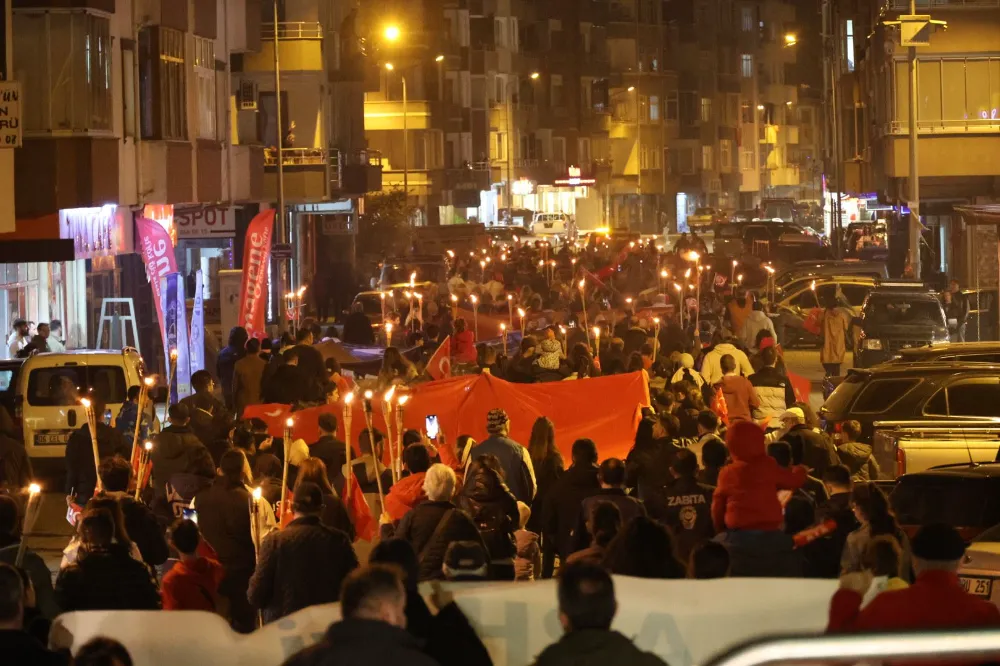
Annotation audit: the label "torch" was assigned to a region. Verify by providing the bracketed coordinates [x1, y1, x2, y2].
[249, 486, 263, 563]
[518, 307, 526, 338]
[578, 279, 591, 347]
[362, 390, 387, 510]
[653, 316, 661, 360]
[480, 259, 487, 283]
[500, 323, 507, 352]
[280, 417, 294, 514]
[659, 269, 668, 295]
[165, 348, 178, 412]
[135, 440, 153, 501]
[674, 283, 684, 329]
[592, 326, 601, 356]
[731, 259, 738, 285]
[450, 293, 458, 319]
[395, 395, 409, 483]
[384, 321, 393, 347]
[506, 293, 514, 329]
[342, 391, 355, 500]
[549, 259, 556, 285]
[381, 387, 397, 483]
[764, 264, 776, 308]
[559, 325, 568, 355]
[470, 294, 479, 342]
[15, 483, 41, 567]
[295, 285, 307, 333]
[80, 397, 102, 494]
[379, 291, 386, 322]
[130, 375, 156, 470]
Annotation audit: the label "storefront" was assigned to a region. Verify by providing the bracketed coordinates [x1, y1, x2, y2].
[174, 206, 237, 300]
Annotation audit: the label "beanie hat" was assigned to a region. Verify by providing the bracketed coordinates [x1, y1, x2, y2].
[759, 337, 776, 351]
[486, 408, 509, 434]
[911, 523, 966, 562]
[442, 540, 489, 580]
[679, 353, 695, 369]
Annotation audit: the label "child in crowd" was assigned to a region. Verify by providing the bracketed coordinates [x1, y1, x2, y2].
[513, 502, 541, 581]
[536, 327, 564, 371]
[860, 535, 909, 607]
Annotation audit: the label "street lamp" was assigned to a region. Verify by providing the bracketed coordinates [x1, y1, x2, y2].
[530, 72, 540, 80]
[505, 75, 540, 226]
[435, 54, 445, 62]
[384, 25, 401, 42]
[784, 33, 798, 46]
[385, 62, 408, 200]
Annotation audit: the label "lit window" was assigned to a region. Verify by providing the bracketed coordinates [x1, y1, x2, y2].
[741, 54, 753, 78]
[845, 20, 855, 72]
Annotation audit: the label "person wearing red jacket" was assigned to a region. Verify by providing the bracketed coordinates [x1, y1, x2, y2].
[161, 519, 224, 612]
[711, 421, 807, 533]
[828, 523, 1000, 639]
[453, 318, 477, 364]
[383, 444, 431, 523]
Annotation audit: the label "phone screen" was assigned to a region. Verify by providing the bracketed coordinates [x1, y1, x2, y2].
[425, 415, 440, 440]
[182, 507, 199, 524]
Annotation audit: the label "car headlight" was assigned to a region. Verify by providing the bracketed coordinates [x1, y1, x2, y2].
[863, 338, 883, 351]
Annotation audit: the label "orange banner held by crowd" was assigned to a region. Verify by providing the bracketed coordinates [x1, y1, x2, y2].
[244, 371, 651, 463]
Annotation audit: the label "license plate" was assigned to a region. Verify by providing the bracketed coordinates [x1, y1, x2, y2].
[960, 576, 993, 598]
[35, 431, 71, 445]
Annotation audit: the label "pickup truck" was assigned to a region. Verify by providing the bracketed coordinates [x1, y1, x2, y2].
[872, 420, 1000, 480]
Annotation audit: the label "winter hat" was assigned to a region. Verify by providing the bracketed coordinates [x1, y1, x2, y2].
[679, 353, 695, 369]
[486, 408, 509, 434]
[759, 337, 776, 351]
[442, 540, 489, 580]
[779, 407, 805, 423]
[726, 420, 765, 457]
[292, 482, 324, 514]
[911, 523, 966, 562]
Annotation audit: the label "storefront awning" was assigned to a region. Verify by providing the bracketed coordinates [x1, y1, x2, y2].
[955, 205, 1000, 226]
[0, 239, 75, 263]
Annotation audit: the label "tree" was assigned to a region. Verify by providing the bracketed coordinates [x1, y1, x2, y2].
[358, 190, 415, 258]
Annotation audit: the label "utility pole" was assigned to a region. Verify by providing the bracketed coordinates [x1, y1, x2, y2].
[907, 0, 921, 278]
[832, 6, 845, 260]
[885, 5, 945, 278]
[635, 0, 643, 232]
[272, 0, 289, 322]
[403, 73, 409, 202]
[506, 80, 513, 226]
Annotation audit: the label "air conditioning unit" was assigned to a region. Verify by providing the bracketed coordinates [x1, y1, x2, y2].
[239, 80, 259, 111]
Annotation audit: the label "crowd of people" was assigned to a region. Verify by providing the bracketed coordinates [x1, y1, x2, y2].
[0, 234, 994, 664]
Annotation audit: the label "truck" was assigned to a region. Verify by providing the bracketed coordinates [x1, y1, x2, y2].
[872, 420, 1000, 480]
[410, 223, 490, 258]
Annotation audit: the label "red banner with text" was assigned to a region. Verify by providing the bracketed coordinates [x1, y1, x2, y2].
[239, 210, 275, 339]
[136, 216, 178, 344]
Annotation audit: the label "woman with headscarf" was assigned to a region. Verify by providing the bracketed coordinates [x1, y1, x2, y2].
[670, 353, 705, 388]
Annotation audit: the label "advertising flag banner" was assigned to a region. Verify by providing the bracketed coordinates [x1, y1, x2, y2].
[136, 216, 178, 344]
[239, 210, 276, 338]
[190, 270, 205, 376]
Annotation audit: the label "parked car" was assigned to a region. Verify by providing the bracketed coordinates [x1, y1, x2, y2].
[774, 260, 889, 291]
[15, 349, 149, 477]
[487, 225, 530, 249]
[854, 284, 949, 368]
[379, 256, 448, 291]
[959, 513, 1000, 606]
[530, 212, 572, 236]
[892, 464, 1000, 544]
[767, 275, 877, 348]
[886, 341, 1000, 366]
[713, 221, 806, 257]
[688, 207, 722, 230]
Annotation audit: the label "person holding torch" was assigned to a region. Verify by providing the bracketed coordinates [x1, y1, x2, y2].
[65, 396, 129, 507]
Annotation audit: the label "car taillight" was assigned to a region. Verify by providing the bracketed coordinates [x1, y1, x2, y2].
[896, 447, 906, 477]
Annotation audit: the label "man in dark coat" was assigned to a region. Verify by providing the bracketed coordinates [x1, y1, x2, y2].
[312, 413, 347, 489]
[248, 482, 358, 623]
[283, 565, 440, 666]
[293, 328, 328, 403]
[0, 563, 67, 665]
[97, 456, 169, 568]
[194, 450, 257, 633]
[541, 439, 601, 578]
[217, 326, 248, 410]
[658, 450, 715, 565]
[572, 458, 645, 553]
[342, 302, 377, 346]
[812, 464, 860, 578]
[179, 370, 234, 464]
[465, 408, 535, 504]
[150, 403, 216, 501]
[531, 560, 666, 666]
[779, 407, 839, 477]
[262, 347, 307, 405]
[64, 397, 129, 506]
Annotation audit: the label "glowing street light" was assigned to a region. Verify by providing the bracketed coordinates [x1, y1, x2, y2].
[530, 72, 540, 80]
[784, 33, 798, 46]
[384, 25, 401, 42]
[435, 54, 445, 62]
[384, 62, 395, 71]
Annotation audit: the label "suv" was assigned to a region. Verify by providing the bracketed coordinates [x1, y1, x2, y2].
[379, 256, 448, 291]
[886, 341, 1000, 366]
[530, 212, 571, 236]
[891, 464, 1000, 543]
[774, 260, 889, 291]
[854, 284, 949, 367]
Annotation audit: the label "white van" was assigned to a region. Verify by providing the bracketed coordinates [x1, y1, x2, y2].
[15, 349, 147, 470]
[530, 212, 571, 236]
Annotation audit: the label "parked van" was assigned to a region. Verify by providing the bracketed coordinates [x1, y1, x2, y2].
[15, 349, 147, 474]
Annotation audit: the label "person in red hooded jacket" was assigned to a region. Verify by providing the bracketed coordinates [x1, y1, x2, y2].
[711, 420, 807, 533]
[161, 519, 224, 612]
[383, 444, 432, 523]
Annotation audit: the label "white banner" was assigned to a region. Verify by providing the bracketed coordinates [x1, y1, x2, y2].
[49, 577, 836, 666]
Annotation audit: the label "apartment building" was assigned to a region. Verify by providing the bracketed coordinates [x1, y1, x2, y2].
[0, 0, 376, 360]
[834, 0, 1000, 281]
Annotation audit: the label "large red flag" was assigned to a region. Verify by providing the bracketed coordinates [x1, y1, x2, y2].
[426, 336, 452, 380]
[239, 210, 275, 339]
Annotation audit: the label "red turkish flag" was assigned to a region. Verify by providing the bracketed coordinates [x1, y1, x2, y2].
[342, 475, 376, 542]
[426, 336, 452, 380]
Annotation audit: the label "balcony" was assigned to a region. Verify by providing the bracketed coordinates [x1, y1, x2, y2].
[243, 36, 323, 73]
[263, 148, 332, 202]
[339, 150, 384, 195]
[883, 0, 1000, 9]
[230, 145, 265, 203]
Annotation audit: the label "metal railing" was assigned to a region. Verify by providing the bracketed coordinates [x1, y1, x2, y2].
[261, 21, 324, 40]
[885, 118, 1000, 134]
[263, 147, 327, 167]
[707, 630, 1000, 666]
[885, 0, 1000, 9]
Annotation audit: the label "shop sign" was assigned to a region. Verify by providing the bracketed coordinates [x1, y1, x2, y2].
[60, 205, 129, 259]
[175, 207, 236, 239]
[554, 166, 596, 187]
